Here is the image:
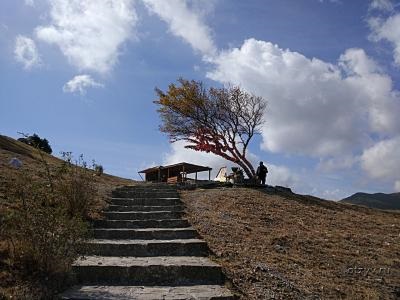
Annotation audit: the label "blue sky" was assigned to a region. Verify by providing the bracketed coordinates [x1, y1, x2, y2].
[1, 0, 400, 200]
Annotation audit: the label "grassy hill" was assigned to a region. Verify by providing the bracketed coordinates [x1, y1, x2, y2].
[341, 192, 400, 211]
[0, 134, 134, 212]
[0, 134, 135, 298]
[181, 188, 400, 299]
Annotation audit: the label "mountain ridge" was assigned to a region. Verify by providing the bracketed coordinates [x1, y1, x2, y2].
[340, 192, 400, 210]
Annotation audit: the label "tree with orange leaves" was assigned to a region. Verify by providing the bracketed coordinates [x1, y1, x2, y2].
[154, 78, 266, 179]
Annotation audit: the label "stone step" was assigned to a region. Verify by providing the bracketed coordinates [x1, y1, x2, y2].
[61, 285, 234, 299]
[92, 228, 199, 240]
[72, 256, 225, 286]
[103, 211, 184, 220]
[111, 197, 181, 206]
[106, 204, 184, 212]
[116, 187, 178, 192]
[84, 239, 209, 257]
[118, 184, 176, 188]
[93, 219, 191, 229]
[112, 190, 179, 198]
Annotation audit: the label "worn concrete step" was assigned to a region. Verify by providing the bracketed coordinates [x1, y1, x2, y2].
[112, 190, 179, 198]
[116, 186, 177, 192]
[73, 256, 225, 286]
[114, 189, 179, 195]
[61, 285, 234, 299]
[84, 239, 209, 257]
[92, 228, 199, 240]
[103, 211, 184, 220]
[118, 183, 176, 188]
[111, 197, 181, 206]
[93, 219, 191, 229]
[106, 204, 184, 212]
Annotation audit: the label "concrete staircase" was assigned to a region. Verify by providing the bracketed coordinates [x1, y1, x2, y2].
[61, 184, 234, 299]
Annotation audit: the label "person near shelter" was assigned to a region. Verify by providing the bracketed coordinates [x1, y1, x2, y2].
[256, 161, 268, 185]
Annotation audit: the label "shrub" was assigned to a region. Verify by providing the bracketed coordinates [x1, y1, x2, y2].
[94, 164, 104, 176]
[18, 133, 52, 154]
[1, 151, 96, 296]
[3, 204, 87, 275]
[57, 152, 96, 219]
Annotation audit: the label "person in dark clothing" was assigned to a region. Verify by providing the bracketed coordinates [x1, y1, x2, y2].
[256, 161, 268, 185]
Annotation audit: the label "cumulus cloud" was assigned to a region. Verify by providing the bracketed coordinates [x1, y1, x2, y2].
[361, 136, 400, 190]
[267, 164, 299, 188]
[318, 156, 359, 172]
[207, 39, 400, 159]
[35, 0, 137, 74]
[63, 74, 103, 95]
[142, 0, 216, 56]
[369, 0, 394, 11]
[14, 35, 41, 69]
[369, 14, 400, 66]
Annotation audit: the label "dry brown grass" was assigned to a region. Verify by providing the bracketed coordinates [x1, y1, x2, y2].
[181, 187, 400, 300]
[0, 135, 136, 298]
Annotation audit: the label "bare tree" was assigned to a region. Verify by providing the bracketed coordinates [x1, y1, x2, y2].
[154, 78, 266, 179]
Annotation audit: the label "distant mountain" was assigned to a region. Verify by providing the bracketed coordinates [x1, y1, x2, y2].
[341, 192, 400, 210]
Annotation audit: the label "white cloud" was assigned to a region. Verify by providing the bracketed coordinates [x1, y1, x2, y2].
[142, 0, 216, 56]
[63, 74, 103, 95]
[318, 155, 359, 172]
[207, 39, 400, 159]
[361, 136, 400, 189]
[267, 164, 299, 188]
[321, 188, 344, 200]
[25, 0, 35, 6]
[35, 0, 137, 74]
[369, 14, 400, 66]
[395, 180, 400, 192]
[369, 0, 394, 11]
[14, 35, 41, 69]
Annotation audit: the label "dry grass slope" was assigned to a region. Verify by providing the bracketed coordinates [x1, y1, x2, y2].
[0, 135, 136, 298]
[181, 188, 400, 300]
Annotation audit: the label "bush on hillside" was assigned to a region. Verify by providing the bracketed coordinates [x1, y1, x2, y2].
[1, 152, 97, 297]
[18, 133, 52, 154]
[57, 152, 97, 219]
[94, 164, 104, 176]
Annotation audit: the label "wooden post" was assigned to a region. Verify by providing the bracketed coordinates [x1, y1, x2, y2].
[182, 165, 185, 182]
[195, 172, 198, 182]
[208, 169, 211, 181]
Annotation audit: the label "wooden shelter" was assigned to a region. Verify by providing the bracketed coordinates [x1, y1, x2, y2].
[139, 162, 212, 183]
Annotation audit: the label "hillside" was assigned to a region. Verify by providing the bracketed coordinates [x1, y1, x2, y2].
[0, 134, 136, 297]
[0, 134, 135, 213]
[1, 134, 399, 299]
[181, 188, 400, 299]
[341, 192, 400, 211]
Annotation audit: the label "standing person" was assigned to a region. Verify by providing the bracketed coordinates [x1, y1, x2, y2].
[256, 161, 268, 185]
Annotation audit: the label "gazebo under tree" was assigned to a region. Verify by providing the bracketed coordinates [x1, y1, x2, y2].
[139, 162, 212, 183]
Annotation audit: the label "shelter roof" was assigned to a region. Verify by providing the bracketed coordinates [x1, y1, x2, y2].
[139, 162, 212, 174]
